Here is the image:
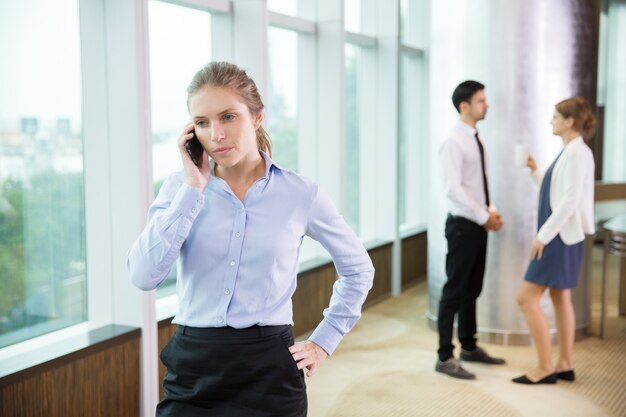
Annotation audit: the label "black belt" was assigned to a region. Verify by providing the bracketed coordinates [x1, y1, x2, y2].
[447, 213, 470, 221]
[447, 213, 483, 229]
[177, 324, 291, 339]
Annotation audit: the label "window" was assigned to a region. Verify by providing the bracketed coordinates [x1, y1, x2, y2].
[400, 0, 410, 43]
[343, 0, 377, 240]
[399, 54, 426, 228]
[267, 0, 298, 16]
[148, 0, 212, 297]
[0, 0, 86, 348]
[344, 0, 362, 33]
[344, 43, 377, 239]
[400, 0, 427, 48]
[344, 44, 361, 235]
[267, 26, 299, 171]
[599, 0, 626, 181]
[399, 0, 428, 230]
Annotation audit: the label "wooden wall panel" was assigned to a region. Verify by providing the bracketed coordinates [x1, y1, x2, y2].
[292, 244, 394, 335]
[595, 182, 626, 201]
[0, 332, 140, 417]
[401, 231, 428, 286]
[621, 258, 626, 316]
[292, 263, 337, 336]
[364, 244, 392, 306]
[157, 318, 176, 401]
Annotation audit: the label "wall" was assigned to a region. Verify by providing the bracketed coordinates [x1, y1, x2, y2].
[0, 326, 140, 417]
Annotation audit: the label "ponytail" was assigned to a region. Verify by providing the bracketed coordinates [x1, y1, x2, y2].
[256, 126, 272, 157]
[555, 96, 597, 141]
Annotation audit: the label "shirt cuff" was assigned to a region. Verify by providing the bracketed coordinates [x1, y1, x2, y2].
[536, 230, 551, 246]
[171, 183, 205, 220]
[308, 320, 344, 356]
[476, 210, 490, 226]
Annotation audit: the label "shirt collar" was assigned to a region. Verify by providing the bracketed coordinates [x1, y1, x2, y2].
[456, 120, 478, 137]
[259, 150, 284, 177]
[208, 150, 283, 178]
[567, 136, 584, 146]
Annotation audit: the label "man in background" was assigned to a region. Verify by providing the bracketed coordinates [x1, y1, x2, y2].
[435, 80, 506, 380]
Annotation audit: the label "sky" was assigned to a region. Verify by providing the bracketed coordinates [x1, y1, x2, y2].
[0, 0, 82, 131]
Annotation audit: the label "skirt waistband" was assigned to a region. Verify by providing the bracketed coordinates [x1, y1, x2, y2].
[176, 324, 291, 339]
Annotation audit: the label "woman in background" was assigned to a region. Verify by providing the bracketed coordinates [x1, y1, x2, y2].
[514, 96, 596, 385]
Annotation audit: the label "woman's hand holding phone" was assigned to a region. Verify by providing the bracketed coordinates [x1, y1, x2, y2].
[178, 124, 211, 193]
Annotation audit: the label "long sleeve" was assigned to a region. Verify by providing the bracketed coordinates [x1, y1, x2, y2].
[305, 185, 375, 355]
[536, 150, 585, 245]
[439, 139, 490, 225]
[127, 173, 205, 290]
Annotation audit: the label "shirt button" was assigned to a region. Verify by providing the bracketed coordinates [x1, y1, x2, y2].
[257, 183, 262, 187]
[197, 199, 202, 204]
[225, 289, 230, 295]
[218, 317, 224, 323]
[178, 238, 183, 244]
[235, 232, 241, 238]
[239, 207, 245, 214]
[191, 207, 197, 214]
[230, 260, 235, 266]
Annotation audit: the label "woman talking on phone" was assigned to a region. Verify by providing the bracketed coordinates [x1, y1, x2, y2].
[127, 61, 374, 416]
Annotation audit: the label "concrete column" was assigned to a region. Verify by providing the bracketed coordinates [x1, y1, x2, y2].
[427, 0, 600, 344]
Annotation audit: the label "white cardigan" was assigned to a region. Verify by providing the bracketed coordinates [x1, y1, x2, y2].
[531, 136, 595, 245]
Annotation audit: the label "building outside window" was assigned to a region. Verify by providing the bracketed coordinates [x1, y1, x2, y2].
[0, 0, 87, 348]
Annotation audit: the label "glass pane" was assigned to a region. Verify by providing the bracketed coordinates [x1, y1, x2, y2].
[268, 0, 298, 16]
[148, 0, 211, 297]
[0, 0, 87, 348]
[400, 0, 427, 48]
[399, 56, 408, 226]
[400, 0, 409, 44]
[601, 1, 626, 181]
[399, 53, 425, 228]
[345, 44, 360, 234]
[344, 0, 361, 33]
[267, 27, 298, 171]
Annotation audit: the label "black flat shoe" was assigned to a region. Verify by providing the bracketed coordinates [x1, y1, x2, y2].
[557, 369, 575, 381]
[512, 373, 558, 384]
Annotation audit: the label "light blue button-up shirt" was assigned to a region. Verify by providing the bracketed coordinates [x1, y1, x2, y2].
[127, 152, 374, 354]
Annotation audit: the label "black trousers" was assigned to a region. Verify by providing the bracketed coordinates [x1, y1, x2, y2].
[437, 214, 488, 361]
[157, 325, 307, 417]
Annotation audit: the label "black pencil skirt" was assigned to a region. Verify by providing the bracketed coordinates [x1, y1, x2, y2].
[156, 324, 307, 417]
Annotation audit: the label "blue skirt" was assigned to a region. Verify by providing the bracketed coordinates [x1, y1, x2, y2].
[524, 235, 584, 289]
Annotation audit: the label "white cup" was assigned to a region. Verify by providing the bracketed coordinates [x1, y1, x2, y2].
[514, 144, 529, 167]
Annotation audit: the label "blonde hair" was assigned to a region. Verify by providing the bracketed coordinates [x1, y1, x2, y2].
[187, 61, 272, 156]
[555, 96, 597, 141]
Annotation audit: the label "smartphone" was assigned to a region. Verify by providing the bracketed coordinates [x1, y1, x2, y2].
[184, 130, 204, 166]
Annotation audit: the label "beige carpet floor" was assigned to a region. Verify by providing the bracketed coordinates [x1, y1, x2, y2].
[302, 247, 626, 417]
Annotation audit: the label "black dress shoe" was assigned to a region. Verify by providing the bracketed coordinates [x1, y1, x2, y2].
[460, 347, 506, 365]
[557, 369, 575, 381]
[512, 373, 558, 384]
[435, 358, 476, 380]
